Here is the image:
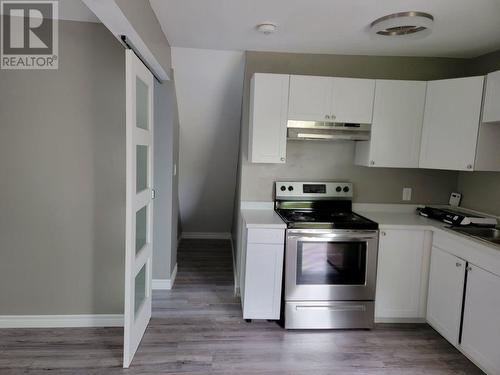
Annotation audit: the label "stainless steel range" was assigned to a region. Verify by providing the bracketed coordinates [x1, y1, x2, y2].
[275, 182, 379, 330]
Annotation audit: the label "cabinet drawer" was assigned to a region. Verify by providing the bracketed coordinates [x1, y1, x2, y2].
[247, 229, 284, 244]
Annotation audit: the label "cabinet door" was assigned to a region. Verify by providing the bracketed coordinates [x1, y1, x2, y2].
[461, 264, 500, 375]
[243, 242, 284, 320]
[360, 80, 426, 168]
[375, 230, 428, 320]
[426, 246, 466, 345]
[331, 78, 375, 124]
[288, 75, 332, 122]
[248, 73, 289, 163]
[419, 76, 484, 171]
[483, 70, 500, 123]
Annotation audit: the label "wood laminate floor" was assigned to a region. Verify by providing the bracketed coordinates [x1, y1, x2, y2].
[0, 239, 484, 374]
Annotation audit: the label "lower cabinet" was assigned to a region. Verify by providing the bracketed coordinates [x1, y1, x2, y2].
[461, 264, 500, 375]
[426, 246, 466, 346]
[375, 229, 431, 321]
[241, 228, 285, 320]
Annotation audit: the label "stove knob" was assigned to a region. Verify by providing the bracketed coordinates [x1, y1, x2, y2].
[280, 185, 286, 191]
[343, 186, 350, 193]
[336, 186, 342, 193]
[288, 186, 294, 191]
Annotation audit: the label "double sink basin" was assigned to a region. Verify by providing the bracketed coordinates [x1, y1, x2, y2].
[451, 226, 500, 247]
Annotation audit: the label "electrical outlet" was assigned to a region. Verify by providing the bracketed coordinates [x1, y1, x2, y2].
[402, 187, 412, 201]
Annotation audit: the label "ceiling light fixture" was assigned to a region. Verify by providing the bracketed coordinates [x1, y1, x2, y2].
[370, 11, 434, 36]
[256, 23, 278, 35]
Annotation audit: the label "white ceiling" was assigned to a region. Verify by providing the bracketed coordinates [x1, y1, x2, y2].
[150, 0, 500, 58]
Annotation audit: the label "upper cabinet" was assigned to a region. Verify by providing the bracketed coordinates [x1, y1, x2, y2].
[248, 73, 289, 164]
[288, 75, 375, 124]
[482, 70, 500, 123]
[355, 80, 426, 168]
[419, 76, 484, 171]
[288, 75, 332, 122]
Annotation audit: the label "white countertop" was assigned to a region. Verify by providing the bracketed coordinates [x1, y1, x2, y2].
[241, 208, 286, 229]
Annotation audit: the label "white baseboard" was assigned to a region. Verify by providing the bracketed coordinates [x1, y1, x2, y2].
[152, 263, 178, 290]
[0, 314, 124, 328]
[375, 317, 426, 324]
[181, 232, 231, 240]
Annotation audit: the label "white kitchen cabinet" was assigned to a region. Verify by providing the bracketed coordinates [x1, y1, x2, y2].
[419, 76, 484, 171]
[482, 70, 500, 123]
[241, 228, 285, 320]
[426, 246, 466, 346]
[355, 80, 426, 168]
[288, 75, 375, 124]
[375, 229, 431, 322]
[288, 75, 332, 122]
[248, 73, 289, 163]
[461, 264, 500, 375]
[331, 77, 375, 124]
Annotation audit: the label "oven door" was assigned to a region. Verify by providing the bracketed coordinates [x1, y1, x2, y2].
[285, 229, 379, 301]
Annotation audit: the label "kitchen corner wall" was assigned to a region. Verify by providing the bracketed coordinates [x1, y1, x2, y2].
[172, 47, 245, 234]
[238, 51, 468, 204]
[458, 50, 500, 216]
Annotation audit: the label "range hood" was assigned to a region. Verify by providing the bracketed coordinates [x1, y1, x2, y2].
[287, 121, 371, 141]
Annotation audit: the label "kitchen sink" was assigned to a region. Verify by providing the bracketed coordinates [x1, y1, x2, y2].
[451, 226, 500, 245]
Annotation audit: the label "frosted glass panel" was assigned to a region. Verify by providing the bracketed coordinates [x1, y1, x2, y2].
[136, 77, 148, 130]
[134, 264, 146, 316]
[136, 145, 148, 193]
[135, 206, 147, 254]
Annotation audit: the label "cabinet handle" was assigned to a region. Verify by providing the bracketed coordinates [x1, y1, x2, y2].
[466, 266, 472, 272]
[380, 231, 386, 236]
[370, 160, 375, 166]
[456, 262, 462, 267]
[467, 164, 473, 170]
[280, 157, 285, 162]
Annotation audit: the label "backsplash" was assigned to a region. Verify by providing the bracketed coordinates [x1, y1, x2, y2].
[241, 140, 458, 203]
[457, 172, 500, 216]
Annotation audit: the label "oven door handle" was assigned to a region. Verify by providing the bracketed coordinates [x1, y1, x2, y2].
[287, 233, 378, 241]
[295, 304, 367, 312]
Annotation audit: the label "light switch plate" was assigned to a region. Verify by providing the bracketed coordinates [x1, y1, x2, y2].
[449, 192, 461, 207]
[402, 187, 412, 201]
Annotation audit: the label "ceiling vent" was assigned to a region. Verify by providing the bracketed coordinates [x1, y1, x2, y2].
[370, 11, 434, 36]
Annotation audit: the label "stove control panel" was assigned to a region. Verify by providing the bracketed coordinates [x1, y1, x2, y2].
[276, 181, 353, 199]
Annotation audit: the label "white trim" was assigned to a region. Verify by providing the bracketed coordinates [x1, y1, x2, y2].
[82, 0, 169, 81]
[152, 263, 178, 290]
[181, 232, 231, 240]
[240, 201, 274, 210]
[375, 317, 426, 324]
[0, 314, 123, 328]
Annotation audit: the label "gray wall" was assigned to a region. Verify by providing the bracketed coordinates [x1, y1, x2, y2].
[457, 50, 500, 216]
[239, 51, 468, 203]
[0, 20, 125, 314]
[172, 48, 245, 234]
[153, 78, 180, 280]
